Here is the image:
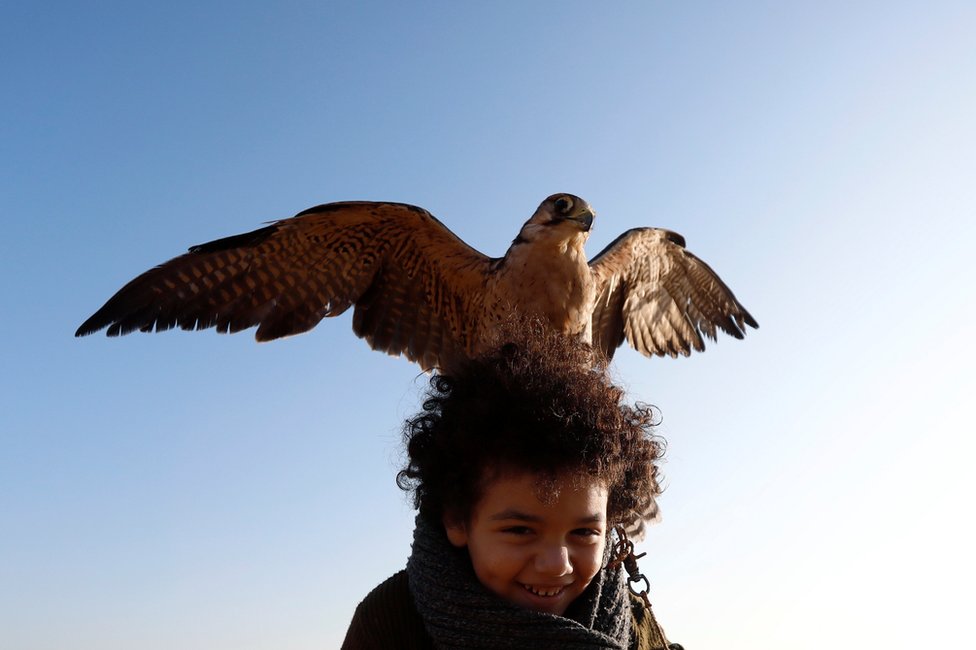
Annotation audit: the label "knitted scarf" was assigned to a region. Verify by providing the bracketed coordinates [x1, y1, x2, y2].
[406, 515, 633, 649]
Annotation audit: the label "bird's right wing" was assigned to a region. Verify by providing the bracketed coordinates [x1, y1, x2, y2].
[588, 228, 758, 360]
[75, 201, 495, 371]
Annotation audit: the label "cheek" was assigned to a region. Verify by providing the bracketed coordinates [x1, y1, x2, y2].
[468, 539, 524, 583]
[575, 541, 607, 583]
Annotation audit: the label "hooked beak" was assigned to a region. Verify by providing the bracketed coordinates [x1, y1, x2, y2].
[571, 207, 595, 232]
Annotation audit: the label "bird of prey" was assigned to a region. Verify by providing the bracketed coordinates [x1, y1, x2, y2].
[76, 194, 757, 372]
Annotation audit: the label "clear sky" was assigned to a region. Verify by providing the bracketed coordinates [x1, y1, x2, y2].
[2, 1, 974, 648]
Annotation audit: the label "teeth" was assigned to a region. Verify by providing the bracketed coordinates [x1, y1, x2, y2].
[523, 584, 563, 597]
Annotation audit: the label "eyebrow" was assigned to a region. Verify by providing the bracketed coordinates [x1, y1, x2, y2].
[488, 509, 605, 524]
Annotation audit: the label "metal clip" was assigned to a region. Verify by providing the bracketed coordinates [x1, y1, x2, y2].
[608, 525, 652, 611]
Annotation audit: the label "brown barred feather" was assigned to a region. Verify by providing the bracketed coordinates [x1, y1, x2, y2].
[590, 227, 757, 360]
[77, 201, 493, 371]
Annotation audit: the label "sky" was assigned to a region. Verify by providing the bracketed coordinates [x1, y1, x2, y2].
[2, 1, 974, 648]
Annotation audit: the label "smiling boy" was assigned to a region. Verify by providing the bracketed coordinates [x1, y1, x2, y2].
[444, 471, 609, 617]
[342, 328, 678, 649]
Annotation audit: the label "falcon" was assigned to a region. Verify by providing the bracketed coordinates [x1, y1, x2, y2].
[76, 194, 758, 371]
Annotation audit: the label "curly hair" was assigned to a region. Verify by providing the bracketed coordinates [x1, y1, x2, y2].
[397, 323, 665, 537]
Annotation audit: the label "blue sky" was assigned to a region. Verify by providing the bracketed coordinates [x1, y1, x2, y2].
[2, 2, 974, 648]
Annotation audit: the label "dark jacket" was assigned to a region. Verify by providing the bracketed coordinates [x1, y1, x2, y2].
[342, 570, 674, 649]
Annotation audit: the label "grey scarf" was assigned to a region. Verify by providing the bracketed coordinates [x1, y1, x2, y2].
[406, 515, 633, 649]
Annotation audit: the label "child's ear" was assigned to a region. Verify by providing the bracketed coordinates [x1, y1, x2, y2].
[443, 515, 469, 548]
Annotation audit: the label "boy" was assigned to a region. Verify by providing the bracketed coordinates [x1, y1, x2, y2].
[343, 330, 678, 649]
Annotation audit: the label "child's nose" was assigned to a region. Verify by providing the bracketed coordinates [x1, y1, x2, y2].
[534, 544, 573, 576]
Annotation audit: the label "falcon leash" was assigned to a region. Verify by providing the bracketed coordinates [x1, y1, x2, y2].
[609, 525, 684, 650]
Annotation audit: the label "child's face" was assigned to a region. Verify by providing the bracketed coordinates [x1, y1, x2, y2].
[445, 470, 608, 616]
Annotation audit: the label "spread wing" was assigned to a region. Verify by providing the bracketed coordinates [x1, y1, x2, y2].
[75, 201, 494, 370]
[589, 228, 758, 360]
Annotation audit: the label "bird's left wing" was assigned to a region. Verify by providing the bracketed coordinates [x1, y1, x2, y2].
[588, 228, 758, 360]
[75, 201, 494, 370]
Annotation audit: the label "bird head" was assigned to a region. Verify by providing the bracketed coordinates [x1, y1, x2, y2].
[540, 193, 594, 231]
[514, 193, 595, 248]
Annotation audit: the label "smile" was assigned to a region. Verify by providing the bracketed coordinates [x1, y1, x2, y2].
[521, 583, 566, 598]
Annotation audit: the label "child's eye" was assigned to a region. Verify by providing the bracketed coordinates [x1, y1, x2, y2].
[572, 528, 602, 538]
[501, 526, 533, 536]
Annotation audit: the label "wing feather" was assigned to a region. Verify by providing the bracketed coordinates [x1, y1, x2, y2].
[76, 201, 493, 370]
[589, 228, 758, 360]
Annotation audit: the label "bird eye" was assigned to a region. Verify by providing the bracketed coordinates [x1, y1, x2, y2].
[554, 196, 574, 214]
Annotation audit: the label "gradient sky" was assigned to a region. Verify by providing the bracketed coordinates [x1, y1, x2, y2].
[2, 2, 974, 648]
